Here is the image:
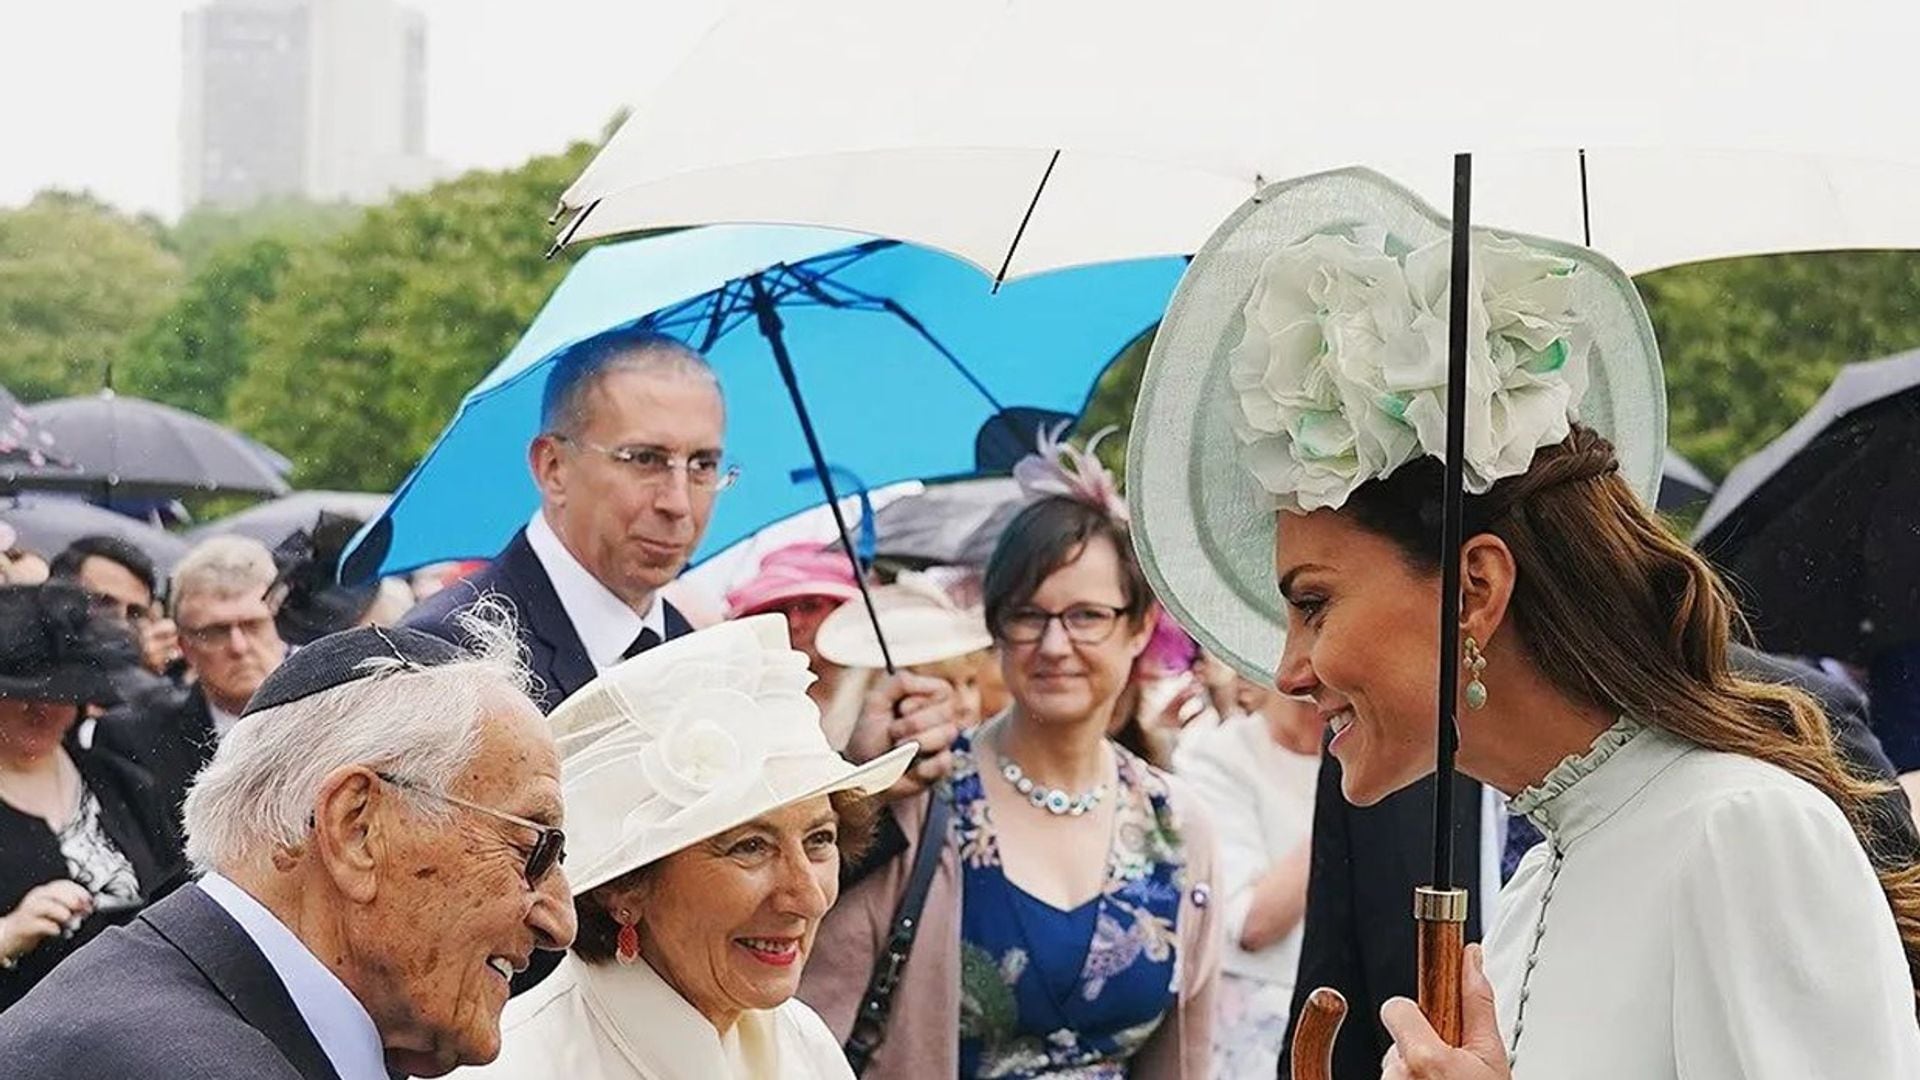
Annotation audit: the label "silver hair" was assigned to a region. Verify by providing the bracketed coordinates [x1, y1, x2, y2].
[181, 598, 538, 874]
[169, 534, 278, 617]
[545, 343, 721, 438]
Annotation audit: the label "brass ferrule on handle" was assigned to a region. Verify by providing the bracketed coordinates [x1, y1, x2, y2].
[1414, 885, 1470, 922]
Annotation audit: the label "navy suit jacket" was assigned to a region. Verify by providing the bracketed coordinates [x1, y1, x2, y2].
[0, 884, 342, 1079]
[1276, 646, 1919, 1079]
[402, 529, 692, 714]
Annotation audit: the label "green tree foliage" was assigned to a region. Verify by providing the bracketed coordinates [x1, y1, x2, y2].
[118, 237, 294, 420]
[0, 192, 182, 400]
[166, 198, 362, 274]
[227, 141, 596, 490]
[1637, 251, 1920, 480]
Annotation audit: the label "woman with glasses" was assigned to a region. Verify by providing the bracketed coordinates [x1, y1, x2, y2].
[456, 615, 916, 1080]
[799, 432, 1221, 1080]
[0, 583, 185, 1012]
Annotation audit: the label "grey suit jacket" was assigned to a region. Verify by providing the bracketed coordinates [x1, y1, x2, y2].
[0, 884, 342, 1080]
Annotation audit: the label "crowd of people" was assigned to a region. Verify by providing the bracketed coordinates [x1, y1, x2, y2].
[1, 175, 1918, 1080]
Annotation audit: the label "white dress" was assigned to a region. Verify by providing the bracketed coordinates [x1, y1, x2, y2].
[454, 953, 855, 1080]
[1172, 711, 1319, 1078]
[1485, 718, 1920, 1079]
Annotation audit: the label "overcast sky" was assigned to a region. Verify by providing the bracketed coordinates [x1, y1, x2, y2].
[0, 0, 724, 218]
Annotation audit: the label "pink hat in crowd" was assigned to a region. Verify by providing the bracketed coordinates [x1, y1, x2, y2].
[725, 542, 863, 618]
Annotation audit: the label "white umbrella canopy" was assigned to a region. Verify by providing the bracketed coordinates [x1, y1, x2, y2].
[559, 0, 1920, 278]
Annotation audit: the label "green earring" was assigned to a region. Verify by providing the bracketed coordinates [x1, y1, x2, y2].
[1464, 635, 1488, 710]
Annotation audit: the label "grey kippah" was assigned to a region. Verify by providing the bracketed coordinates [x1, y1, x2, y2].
[242, 626, 471, 717]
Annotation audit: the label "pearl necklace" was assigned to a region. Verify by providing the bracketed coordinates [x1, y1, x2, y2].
[998, 758, 1109, 817]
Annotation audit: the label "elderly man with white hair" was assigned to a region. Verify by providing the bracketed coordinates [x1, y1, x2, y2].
[0, 615, 577, 1079]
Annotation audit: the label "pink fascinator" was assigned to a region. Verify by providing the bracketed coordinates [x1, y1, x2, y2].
[1011, 422, 1129, 524]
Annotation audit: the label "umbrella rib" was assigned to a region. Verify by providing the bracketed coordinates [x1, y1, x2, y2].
[991, 149, 1062, 292]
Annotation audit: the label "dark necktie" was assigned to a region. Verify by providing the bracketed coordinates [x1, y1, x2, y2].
[1501, 812, 1545, 884]
[622, 627, 662, 660]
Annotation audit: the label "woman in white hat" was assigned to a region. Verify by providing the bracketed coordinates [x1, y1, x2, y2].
[1127, 168, 1920, 1078]
[812, 570, 996, 745]
[457, 614, 916, 1080]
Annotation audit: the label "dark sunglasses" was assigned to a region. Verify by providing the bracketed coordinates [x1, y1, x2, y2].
[376, 772, 566, 888]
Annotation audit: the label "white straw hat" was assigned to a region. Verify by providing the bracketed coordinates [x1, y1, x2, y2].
[1128, 167, 1666, 684]
[814, 572, 993, 670]
[549, 613, 917, 895]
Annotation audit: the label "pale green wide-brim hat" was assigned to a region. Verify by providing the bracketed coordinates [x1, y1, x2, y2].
[1127, 167, 1666, 685]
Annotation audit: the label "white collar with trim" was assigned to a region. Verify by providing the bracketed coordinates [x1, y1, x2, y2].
[525, 511, 665, 671]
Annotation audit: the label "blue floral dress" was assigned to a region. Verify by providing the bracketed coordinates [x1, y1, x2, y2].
[953, 730, 1195, 1078]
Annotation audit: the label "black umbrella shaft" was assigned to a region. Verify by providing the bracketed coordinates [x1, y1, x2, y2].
[1433, 153, 1472, 890]
[747, 276, 898, 675]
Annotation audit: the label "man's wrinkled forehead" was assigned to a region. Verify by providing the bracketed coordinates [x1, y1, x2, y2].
[468, 691, 565, 824]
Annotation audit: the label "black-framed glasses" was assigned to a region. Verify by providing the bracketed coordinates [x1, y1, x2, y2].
[376, 772, 566, 888]
[551, 434, 739, 492]
[996, 603, 1127, 645]
[179, 615, 276, 648]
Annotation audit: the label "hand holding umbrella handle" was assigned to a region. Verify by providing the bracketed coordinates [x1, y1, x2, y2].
[1416, 886, 1470, 1047]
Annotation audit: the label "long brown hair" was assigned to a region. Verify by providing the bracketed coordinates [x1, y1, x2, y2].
[1342, 424, 1920, 1004]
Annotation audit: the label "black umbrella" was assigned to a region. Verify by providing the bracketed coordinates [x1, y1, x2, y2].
[21, 391, 291, 499]
[0, 385, 84, 489]
[1694, 348, 1920, 663]
[1658, 447, 1716, 512]
[0, 494, 190, 572]
[190, 490, 390, 552]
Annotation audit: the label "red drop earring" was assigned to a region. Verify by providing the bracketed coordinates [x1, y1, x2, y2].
[615, 910, 640, 966]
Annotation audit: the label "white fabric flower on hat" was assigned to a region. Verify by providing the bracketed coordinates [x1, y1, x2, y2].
[636, 689, 757, 809]
[1228, 227, 1592, 512]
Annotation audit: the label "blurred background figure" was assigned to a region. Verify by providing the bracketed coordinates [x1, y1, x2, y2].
[814, 570, 995, 748]
[48, 535, 179, 681]
[0, 524, 50, 586]
[1172, 678, 1320, 1078]
[93, 536, 287, 819]
[1109, 609, 1219, 770]
[725, 541, 862, 714]
[0, 583, 185, 1012]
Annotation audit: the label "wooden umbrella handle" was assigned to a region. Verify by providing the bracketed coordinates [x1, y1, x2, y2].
[1288, 987, 1348, 1080]
[1415, 886, 1470, 1046]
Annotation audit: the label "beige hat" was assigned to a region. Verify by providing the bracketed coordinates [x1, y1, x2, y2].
[549, 613, 917, 895]
[814, 572, 993, 670]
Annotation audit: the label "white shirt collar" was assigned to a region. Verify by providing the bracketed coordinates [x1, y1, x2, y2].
[209, 701, 242, 741]
[197, 872, 389, 1080]
[525, 511, 666, 671]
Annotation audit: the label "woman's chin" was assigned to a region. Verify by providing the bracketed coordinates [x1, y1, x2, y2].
[1332, 739, 1427, 807]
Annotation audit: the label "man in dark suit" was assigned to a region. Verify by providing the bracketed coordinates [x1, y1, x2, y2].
[95, 535, 288, 819]
[405, 329, 716, 712]
[0, 627, 575, 1078]
[1277, 646, 1919, 1079]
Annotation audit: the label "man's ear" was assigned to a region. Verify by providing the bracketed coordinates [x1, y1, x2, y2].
[310, 766, 385, 904]
[529, 433, 567, 508]
[1458, 532, 1517, 651]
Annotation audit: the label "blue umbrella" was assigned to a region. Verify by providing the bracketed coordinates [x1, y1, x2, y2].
[343, 226, 1184, 595]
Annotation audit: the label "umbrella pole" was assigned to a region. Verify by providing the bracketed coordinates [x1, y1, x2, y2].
[747, 276, 899, 675]
[1417, 151, 1475, 1048]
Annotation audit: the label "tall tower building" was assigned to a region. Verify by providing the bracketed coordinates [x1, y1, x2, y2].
[181, 0, 433, 210]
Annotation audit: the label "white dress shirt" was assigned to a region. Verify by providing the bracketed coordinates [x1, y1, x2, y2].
[198, 873, 388, 1080]
[525, 511, 665, 671]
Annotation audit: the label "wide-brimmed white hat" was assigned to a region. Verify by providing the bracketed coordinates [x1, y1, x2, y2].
[814, 572, 993, 670]
[550, 614, 917, 895]
[1128, 167, 1666, 684]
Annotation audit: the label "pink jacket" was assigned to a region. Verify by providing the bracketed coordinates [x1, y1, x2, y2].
[799, 771, 1223, 1079]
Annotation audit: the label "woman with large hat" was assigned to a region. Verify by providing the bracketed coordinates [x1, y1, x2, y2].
[455, 614, 916, 1080]
[0, 582, 185, 1011]
[1128, 168, 1920, 1077]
